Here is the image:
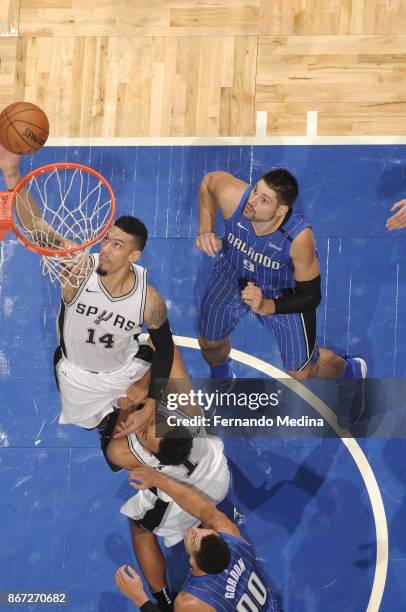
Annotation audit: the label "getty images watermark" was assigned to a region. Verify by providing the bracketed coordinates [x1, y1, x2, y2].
[163, 388, 324, 430]
[166, 389, 280, 411]
[156, 377, 405, 437]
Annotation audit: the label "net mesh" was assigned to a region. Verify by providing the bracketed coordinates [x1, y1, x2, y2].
[11, 165, 114, 289]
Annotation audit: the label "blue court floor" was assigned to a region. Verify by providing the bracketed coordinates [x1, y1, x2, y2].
[0, 143, 405, 611]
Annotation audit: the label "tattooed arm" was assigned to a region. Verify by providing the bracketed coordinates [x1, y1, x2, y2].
[114, 285, 175, 438]
[0, 144, 43, 228]
[143, 284, 175, 400]
[144, 284, 168, 330]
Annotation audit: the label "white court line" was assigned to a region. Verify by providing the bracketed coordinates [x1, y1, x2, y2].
[47, 136, 406, 146]
[173, 335, 388, 612]
[255, 111, 268, 138]
[306, 111, 318, 138]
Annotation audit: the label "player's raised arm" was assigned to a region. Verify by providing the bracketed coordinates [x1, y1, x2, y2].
[0, 143, 43, 228]
[129, 465, 240, 537]
[115, 565, 209, 612]
[196, 171, 247, 257]
[0, 144, 22, 189]
[115, 565, 159, 610]
[0, 143, 85, 252]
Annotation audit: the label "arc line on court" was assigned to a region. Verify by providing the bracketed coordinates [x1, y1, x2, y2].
[173, 335, 389, 612]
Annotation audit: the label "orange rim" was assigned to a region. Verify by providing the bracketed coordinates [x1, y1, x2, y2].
[9, 162, 116, 257]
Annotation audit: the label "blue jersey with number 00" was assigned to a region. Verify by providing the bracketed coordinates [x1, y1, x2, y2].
[182, 532, 281, 611]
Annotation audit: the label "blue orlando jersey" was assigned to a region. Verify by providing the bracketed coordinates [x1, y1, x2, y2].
[222, 185, 311, 298]
[182, 532, 280, 611]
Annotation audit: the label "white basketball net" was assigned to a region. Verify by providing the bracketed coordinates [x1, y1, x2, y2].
[12, 165, 114, 289]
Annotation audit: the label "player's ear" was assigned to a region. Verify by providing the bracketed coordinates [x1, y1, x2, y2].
[189, 555, 198, 571]
[129, 249, 141, 264]
[276, 203, 289, 217]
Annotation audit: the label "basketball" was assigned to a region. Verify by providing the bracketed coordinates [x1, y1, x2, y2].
[0, 101, 49, 155]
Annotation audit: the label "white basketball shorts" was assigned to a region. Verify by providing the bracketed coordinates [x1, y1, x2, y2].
[56, 355, 151, 429]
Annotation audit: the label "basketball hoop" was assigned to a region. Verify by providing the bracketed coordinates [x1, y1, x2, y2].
[0, 162, 115, 288]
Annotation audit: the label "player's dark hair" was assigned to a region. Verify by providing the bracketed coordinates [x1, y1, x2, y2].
[195, 534, 231, 574]
[153, 425, 193, 466]
[114, 215, 148, 251]
[261, 168, 299, 208]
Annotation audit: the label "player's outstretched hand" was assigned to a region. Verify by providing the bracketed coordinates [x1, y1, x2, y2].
[129, 465, 160, 490]
[114, 397, 155, 438]
[196, 231, 222, 257]
[386, 199, 406, 231]
[115, 565, 149, 607]
[242, 282, 265, 314]
[0, 142, 22, 174]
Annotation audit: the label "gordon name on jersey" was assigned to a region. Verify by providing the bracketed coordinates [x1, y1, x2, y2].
[57, 253, 147, 372]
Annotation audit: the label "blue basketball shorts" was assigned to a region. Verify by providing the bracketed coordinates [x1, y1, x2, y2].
[198, 257, 319, 372]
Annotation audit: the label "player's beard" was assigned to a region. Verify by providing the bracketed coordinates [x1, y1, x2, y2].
[96, 266, 107, 276]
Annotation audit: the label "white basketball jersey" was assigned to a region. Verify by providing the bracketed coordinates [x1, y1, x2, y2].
[128, 402, 226, 498]
[57, 253, 147, 373]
